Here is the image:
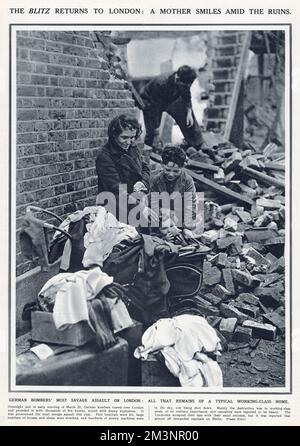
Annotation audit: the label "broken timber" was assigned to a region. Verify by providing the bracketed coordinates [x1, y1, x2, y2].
[264, 162, 285, 172]
[150, 152, 254, 207]
[186, 169, 254, 207]
[186, 159, 220, 173]
[224, 31, 252, 141]
[240, 166, 285, 189]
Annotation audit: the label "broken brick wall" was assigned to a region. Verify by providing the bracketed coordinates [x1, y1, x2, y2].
[16, 30, 136, 275]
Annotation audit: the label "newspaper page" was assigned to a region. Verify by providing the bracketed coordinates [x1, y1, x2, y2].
[0, 0, 299, 428]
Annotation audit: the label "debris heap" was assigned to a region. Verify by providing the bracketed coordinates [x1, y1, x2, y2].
[188, 133, 285, 346]
[150, 132, 285, 349]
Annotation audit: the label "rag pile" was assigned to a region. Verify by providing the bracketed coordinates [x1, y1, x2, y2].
[134, 314, 223, 387]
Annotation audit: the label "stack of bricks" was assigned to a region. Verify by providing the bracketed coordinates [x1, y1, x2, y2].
[16, 30, 136, 275]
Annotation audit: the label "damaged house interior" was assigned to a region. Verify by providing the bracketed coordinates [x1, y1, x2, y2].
[15, 29, 286, 388]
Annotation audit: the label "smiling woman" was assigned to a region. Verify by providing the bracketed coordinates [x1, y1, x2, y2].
[96, 114, 147, 195]
[114, 128, 138, 151]
[95, 114, 153, 224]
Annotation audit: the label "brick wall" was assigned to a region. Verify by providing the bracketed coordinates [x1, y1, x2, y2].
[16, 31, 136, 275]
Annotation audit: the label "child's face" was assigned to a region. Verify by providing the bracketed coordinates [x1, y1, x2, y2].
[163, 162, 182, 182]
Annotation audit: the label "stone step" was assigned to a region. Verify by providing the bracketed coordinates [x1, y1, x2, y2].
[215, 43, 241, 48]
[215, 46, 243, 57]
[212, 66, 238, 71]
[212, 79, 236, 83]
[206, 121, 226, 132]
[213, 70, 237, 80]
[212, 91, 234, 95]
[207, 108, 229, 120]
[208, 105, 230, 109]
[213, 96, 232, 106]
[212, 57, 241, 68]
[216, 34, 245, 45]
[206, 118, 227, 122]
[216, 35, 239, 45]
[214, 82, 235, 93]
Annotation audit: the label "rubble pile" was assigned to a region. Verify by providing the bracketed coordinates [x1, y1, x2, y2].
[184, 132, 285, 348]
[149, 132, 285, 352]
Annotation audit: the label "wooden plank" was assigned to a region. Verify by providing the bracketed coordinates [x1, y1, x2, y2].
[130, 83, 145, 109]
[186, 169, 254, 207]
[186, 159, 219, 173]
[264, 162, 285, 171]
[224, 31, 252, 140]
[263, 142, 278, 158]
[241, 166, 285, 189]
[218, 148, 238, 156]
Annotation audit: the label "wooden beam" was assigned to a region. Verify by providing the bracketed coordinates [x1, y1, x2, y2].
[130, 83, 145, 109]
[186, 159, 219, 173]
[152, 152, 219, 173]
[224, 31, 252, 140]
[264, 162, 285, 172]
[186, 169, 254, 207]
[241, 166, 285, 189]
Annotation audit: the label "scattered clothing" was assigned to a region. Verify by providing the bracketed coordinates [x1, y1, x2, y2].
[83, 206, 138, 268]
[106, 298, 133, 334]
[37, 268, 132, 350]
[60, 238, 72, 271]
[53, 207, 99, 238]
[48, 207, 100, 272]
[48, 206, 138, 272]
[95, 282, 133, 334]
[60, 218, 88, 272]
[38, 267, 113, 330]
[103, 234, 178, 324]
[134, 315, 223, 387]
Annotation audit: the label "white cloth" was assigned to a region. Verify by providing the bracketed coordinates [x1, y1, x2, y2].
[106, 298, 133, 334]
[60, 238, 72, 271]
[53, 206, 99, 240]
[38, 267, 113, 330]
[83, 206, 138, 268]
[134, 315, 223, 387]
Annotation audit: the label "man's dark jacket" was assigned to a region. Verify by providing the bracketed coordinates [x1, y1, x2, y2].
[96, 140, 150, 195]
[141, 72, 192, 110]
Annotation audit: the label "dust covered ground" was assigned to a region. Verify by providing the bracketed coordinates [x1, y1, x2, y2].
[220, 337, 285, 387]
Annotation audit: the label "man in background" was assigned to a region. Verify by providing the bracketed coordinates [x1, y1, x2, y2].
[140, 65, 203, 152]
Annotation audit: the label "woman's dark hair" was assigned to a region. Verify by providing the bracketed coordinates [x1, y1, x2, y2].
[161, 146, 186, 168]
[107, 114, 142, 140]
[176, 65, 197, 84]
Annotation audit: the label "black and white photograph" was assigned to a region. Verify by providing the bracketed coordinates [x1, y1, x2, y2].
[13, 27, 288, 391]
